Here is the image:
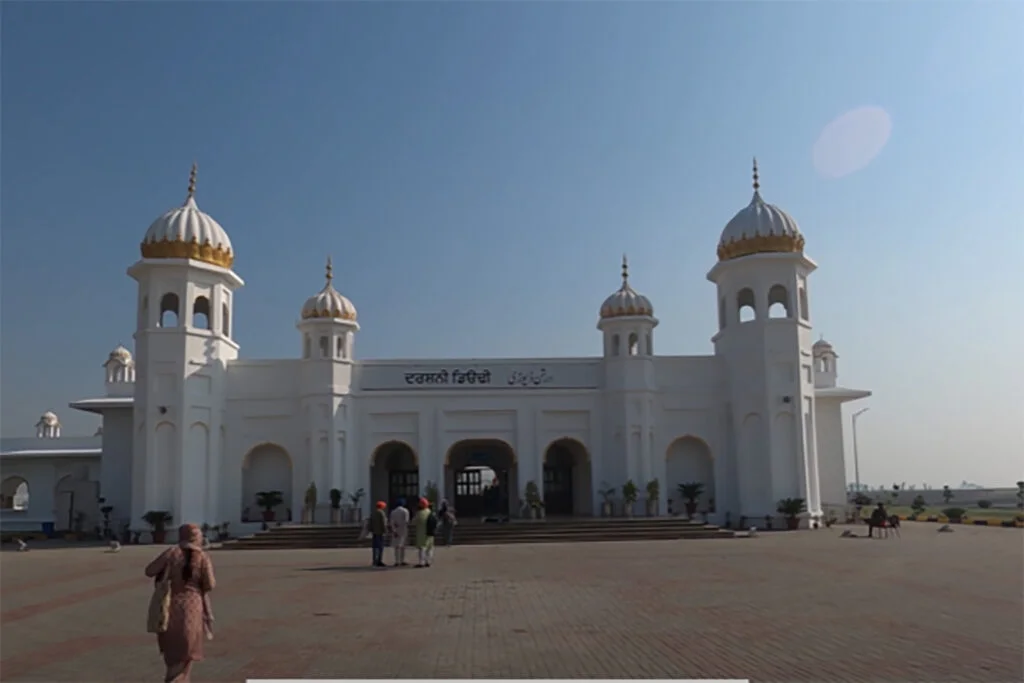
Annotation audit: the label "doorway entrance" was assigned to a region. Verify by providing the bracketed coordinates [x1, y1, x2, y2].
[370, 441, 419, 510]
[445, 439, 518, 520]
[542, 438, 593, 516]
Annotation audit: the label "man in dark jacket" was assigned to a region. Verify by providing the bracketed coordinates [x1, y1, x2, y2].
[369, 501, 389, 567]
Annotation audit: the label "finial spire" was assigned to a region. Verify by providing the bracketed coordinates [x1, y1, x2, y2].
[187, 162, 198, 200]
[752, 157, 760, 193]
[621, 254, 629, 284]
[325, 256, 334, 284]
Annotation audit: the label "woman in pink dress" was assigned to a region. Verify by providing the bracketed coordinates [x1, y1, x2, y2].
[145, 523, 216, 682]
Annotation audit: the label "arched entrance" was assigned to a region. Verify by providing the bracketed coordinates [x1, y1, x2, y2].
[53, 471, 99, 532]
[241, 443, 293, 522]
[445, 440, 517, 520]
[666, 436, 716, 514]
[543, 438, 593, 516]
[0, 476, 29, 511]
[369, 441, 419, 510]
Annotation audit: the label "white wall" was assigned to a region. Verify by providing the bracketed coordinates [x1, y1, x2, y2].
[814, 398, 847, 509]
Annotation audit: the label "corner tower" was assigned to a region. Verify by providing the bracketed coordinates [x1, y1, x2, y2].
[598, 256, 658, 512]
[127, 164, 243, 532]
[707, 160, 821, 524]
[297, 257, 359, 507]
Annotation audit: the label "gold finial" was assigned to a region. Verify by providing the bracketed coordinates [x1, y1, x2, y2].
[752, 157, 760, 193]
[325, 256, 333, 283]
[621, 253, 629, 284]
[187, 162, 198, 199]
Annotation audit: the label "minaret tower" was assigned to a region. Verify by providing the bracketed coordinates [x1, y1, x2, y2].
[707, 160, 822, 524]
[597, 256, 659, 514]
[128, 164, 244, 533]
[297, 257, 359, 512]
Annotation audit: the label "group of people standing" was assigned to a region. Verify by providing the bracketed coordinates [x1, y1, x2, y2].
[366, 497, 457, 568]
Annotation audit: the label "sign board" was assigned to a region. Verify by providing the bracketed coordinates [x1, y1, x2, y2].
[359, 361, 600, 391]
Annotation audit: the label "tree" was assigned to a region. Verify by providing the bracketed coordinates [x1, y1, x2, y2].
[1016, 481, 1024, 511]
[910, 495, 927, 514]
[942, 485, 953, 504]
[891, 483, 900, 503]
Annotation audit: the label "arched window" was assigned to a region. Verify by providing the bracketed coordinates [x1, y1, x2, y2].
[192, 296, 211, 329]
[303, 334, 311, 359]
[336, 336, 345, 359]
[140, 296, 149, 329]
[718, 297, 727, 330]
[159, 293, 180, 327]
[0, 477, 30, 511]
[798, 288, 809, 321]
[319, 336, 329, 358]
[222, 302, 231, 337]
[737, 288, 756, 323]
[628, 333, 639, 356]
[645, 333, 653, 356]
[611, 334, 621, 357]
[767, 285, 790, 318]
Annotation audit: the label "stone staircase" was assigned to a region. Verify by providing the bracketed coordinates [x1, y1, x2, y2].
[219, 517, 735, 550]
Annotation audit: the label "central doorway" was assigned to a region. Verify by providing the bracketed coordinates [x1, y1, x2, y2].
[542, 438, 593, 516]
[370, 441, 419, 510]
[445, 439, 518, 520]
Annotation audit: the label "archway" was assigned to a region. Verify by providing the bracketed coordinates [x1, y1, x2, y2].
[542, 439, 593, 516]
[369, 441, 419, 510]
[241, 444, 293, 523]
[0, 476, 29, 511]
[445, 440, 517, 520]
[666, 436, 716, 515]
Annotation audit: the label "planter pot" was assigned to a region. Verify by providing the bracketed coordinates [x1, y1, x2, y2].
[785, 517, 800, 531]
[352, 508, 363, 524]
[601, 501, 613, 517]
[152, 530, 167, 544]
[330, 508, 341, 524]
[262, 510, 276, 523]
[538, 507, 546, 520]
[623, 503, 634, 518]
[684, 502, 698, 518]
[645, 499, 658, 517]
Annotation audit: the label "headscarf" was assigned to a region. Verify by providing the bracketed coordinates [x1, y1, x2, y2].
[418, 497, 430, 509]
[375, 500, 387, 510]
[178, 523, 203, 550]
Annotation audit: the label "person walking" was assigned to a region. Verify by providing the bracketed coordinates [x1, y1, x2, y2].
[438, 498, 457, 546]
[389, 498, 410, 566]
[369, 501, 388, 567]
[144, 523, 216, 683]
[413, 497, 438, 568]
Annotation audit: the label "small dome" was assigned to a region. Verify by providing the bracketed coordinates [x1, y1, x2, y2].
[717, 159, 804, 262]
[140, 164, 234, 269]
[301, 257, 357, 321]
[600, 256, 654, 319]
[813, 337, 835, 354]
[107, 345, 133, 363]
[39, 411, 59, 426]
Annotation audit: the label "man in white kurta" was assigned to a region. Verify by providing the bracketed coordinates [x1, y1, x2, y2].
[389, 499, 411, 566]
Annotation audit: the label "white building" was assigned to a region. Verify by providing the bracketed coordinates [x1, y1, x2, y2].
[1, 161, 870, 536]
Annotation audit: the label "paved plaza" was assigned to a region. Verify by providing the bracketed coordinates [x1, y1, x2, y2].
[1, 523, 1021, 682]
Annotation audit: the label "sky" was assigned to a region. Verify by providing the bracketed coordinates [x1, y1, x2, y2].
[2, 2, 1021, 487]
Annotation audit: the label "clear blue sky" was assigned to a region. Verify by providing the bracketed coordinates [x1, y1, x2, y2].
[2, 2, 1021, 486]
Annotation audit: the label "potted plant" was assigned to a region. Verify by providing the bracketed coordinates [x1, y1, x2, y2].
[304, 482, 318, 524]
[100, 505, 114, 539]
[677, 482, 704, 519]
[219, 522, 231, 541]
[424, 481, 440, 508]
[622, 479, 638, 518]
[776, 497, 807, 530]
[523, 481, 542, 520]
[329, 488, 343, 524]
[599, 484, 616, 517]
[645, 479, 660, 517]
[142, 510, 172, 543]
[256, 490, 284, 522]
[349, 488, 365, 523]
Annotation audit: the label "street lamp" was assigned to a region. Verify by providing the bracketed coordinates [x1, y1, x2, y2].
[852, 407, 870, 492]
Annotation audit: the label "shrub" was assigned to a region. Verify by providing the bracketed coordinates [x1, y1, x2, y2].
[977, 499, 992, 509]
[942, 507, 967, 520]
[910, 495, 927, 513]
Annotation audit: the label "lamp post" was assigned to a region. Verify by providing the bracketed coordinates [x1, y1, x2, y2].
[852, 407, 870, 492]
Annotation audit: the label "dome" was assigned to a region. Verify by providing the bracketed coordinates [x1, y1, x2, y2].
[813, 337, 835, 354]
[600, 256, 654, 319]
[107, 345, 133, 363]
[140, 164, 234, 269]
[301, 257, 357, 321]
[717, 159, 805, 262]
[38, 411, 59, 426]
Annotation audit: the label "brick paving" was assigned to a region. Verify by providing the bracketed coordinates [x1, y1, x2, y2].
[1, 523, 1021, 682]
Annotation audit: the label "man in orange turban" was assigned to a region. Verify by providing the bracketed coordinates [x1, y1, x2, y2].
[369, 501, 388, 567]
